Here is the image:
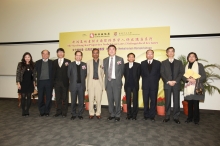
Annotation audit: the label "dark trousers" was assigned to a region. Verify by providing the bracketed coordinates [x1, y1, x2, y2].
[164, 88, 180, 119]
[143, 88, 157, 118]
[126, 87, 138, 118]
[187, 100, 200, 122]
[21, 93, 31, 115]
[54, 81, 69, 115]
[71, 83, 84, 116]
[37, 80, 52, 114]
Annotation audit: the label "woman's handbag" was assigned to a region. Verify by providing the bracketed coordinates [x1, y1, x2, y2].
[195, 79, 203, 95]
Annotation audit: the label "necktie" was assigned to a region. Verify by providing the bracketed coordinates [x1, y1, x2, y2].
[108, 57, 113, 81]
[148, 61, 151, 64]
[59, 59, 62, 67]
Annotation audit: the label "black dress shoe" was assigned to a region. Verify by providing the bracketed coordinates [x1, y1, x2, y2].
[194, 122, 199, 125]
[78, 116, 83, 120]
[126, 116, 131, 120]
[144, 117, 149, 120]
[163, 118, 170, 122]
[70, 116, 76, 120]
[22, 114, 26, 117]
[185, 119, 192, 123]
[115, 117, 120, 122]
[62, 114, 67, 118]
[39, 113, 45, 117]
[25, 111, 29, 116]
[150, 118, 155, 122]
[107, 116, 115, 120]
[174, 119, 181, 124]
[53, 113, 61, 117]
[45, 113, 49, 117]
[132, 117, 137, 120]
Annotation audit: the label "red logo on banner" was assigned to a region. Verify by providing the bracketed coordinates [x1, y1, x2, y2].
[90, 33, 94, 38]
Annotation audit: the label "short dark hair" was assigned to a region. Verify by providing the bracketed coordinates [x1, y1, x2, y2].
[75, 51, 83, 56]
[56, 48, 65, 53]
[107, 44, 117, 50]
[187, 52, 198, 61]
[41, 50, 50, 55]
[92, 48, 99, 53]
[127, 53, 135, 58]
[146, 49, 154, 54]
[166, 47, 175, 53]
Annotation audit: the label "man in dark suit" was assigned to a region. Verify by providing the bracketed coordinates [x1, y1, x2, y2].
[141, 50, 161, 121]
[35, 50, 53, 117]
[103, 44, 124, 122]
[160, 47, 184, 124]
[68, 51, 87, 120]
[53, 48, 71, 118]
[124, 53, 140, 120]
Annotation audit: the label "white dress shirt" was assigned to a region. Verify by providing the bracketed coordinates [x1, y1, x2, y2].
[76, 61, 81, 65]
[58, 58, 64, 67]
[148, 59, 153, 64]
[42, 59, 48, 62]
[109, 56, 116, 79]
[129, 62, 133, 68]
[169, 58, 174, 63]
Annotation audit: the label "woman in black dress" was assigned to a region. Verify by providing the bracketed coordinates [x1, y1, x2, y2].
[16, 52, 36, 116]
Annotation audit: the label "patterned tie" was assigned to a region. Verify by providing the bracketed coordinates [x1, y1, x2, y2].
[59, 59, 62, 67]
[108, 57, 113, 81]
[148, 60, 151, 64]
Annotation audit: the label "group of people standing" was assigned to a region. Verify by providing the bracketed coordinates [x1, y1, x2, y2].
[16, 45, 206, 125]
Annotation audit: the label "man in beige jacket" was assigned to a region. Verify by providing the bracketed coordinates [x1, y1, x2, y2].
[87, 48, 104, 119]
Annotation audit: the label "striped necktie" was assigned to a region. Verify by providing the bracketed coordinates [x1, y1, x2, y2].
[108, 57, 113, 81]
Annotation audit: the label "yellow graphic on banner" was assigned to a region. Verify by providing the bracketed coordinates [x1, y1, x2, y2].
[59, 26, 170, 107]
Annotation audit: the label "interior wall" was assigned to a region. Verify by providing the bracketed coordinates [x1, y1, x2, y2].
[0, 0, 219, 42]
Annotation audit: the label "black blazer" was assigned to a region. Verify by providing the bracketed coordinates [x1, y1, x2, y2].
[35, 59, 53, 85]
[141, 59, 161, 90]
[123, 62, 141, 92]
[53, 58, 71, 88]
[67, 61, 87, 92]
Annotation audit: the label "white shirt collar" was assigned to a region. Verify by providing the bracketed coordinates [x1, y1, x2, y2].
[76, 61, 81, 65]
[109, 55, 115, 60]
[42, 59, 48, 62]
[148, 59, 153, 64]
[129, 62, 133, 68]
[59, 58, 64, 61]
[169, 58, 174, 63]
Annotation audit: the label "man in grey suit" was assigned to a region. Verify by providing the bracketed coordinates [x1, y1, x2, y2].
[103, 45, 124, 122]
[160, 47, 184, 124]
[68, 51, 87, 120]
